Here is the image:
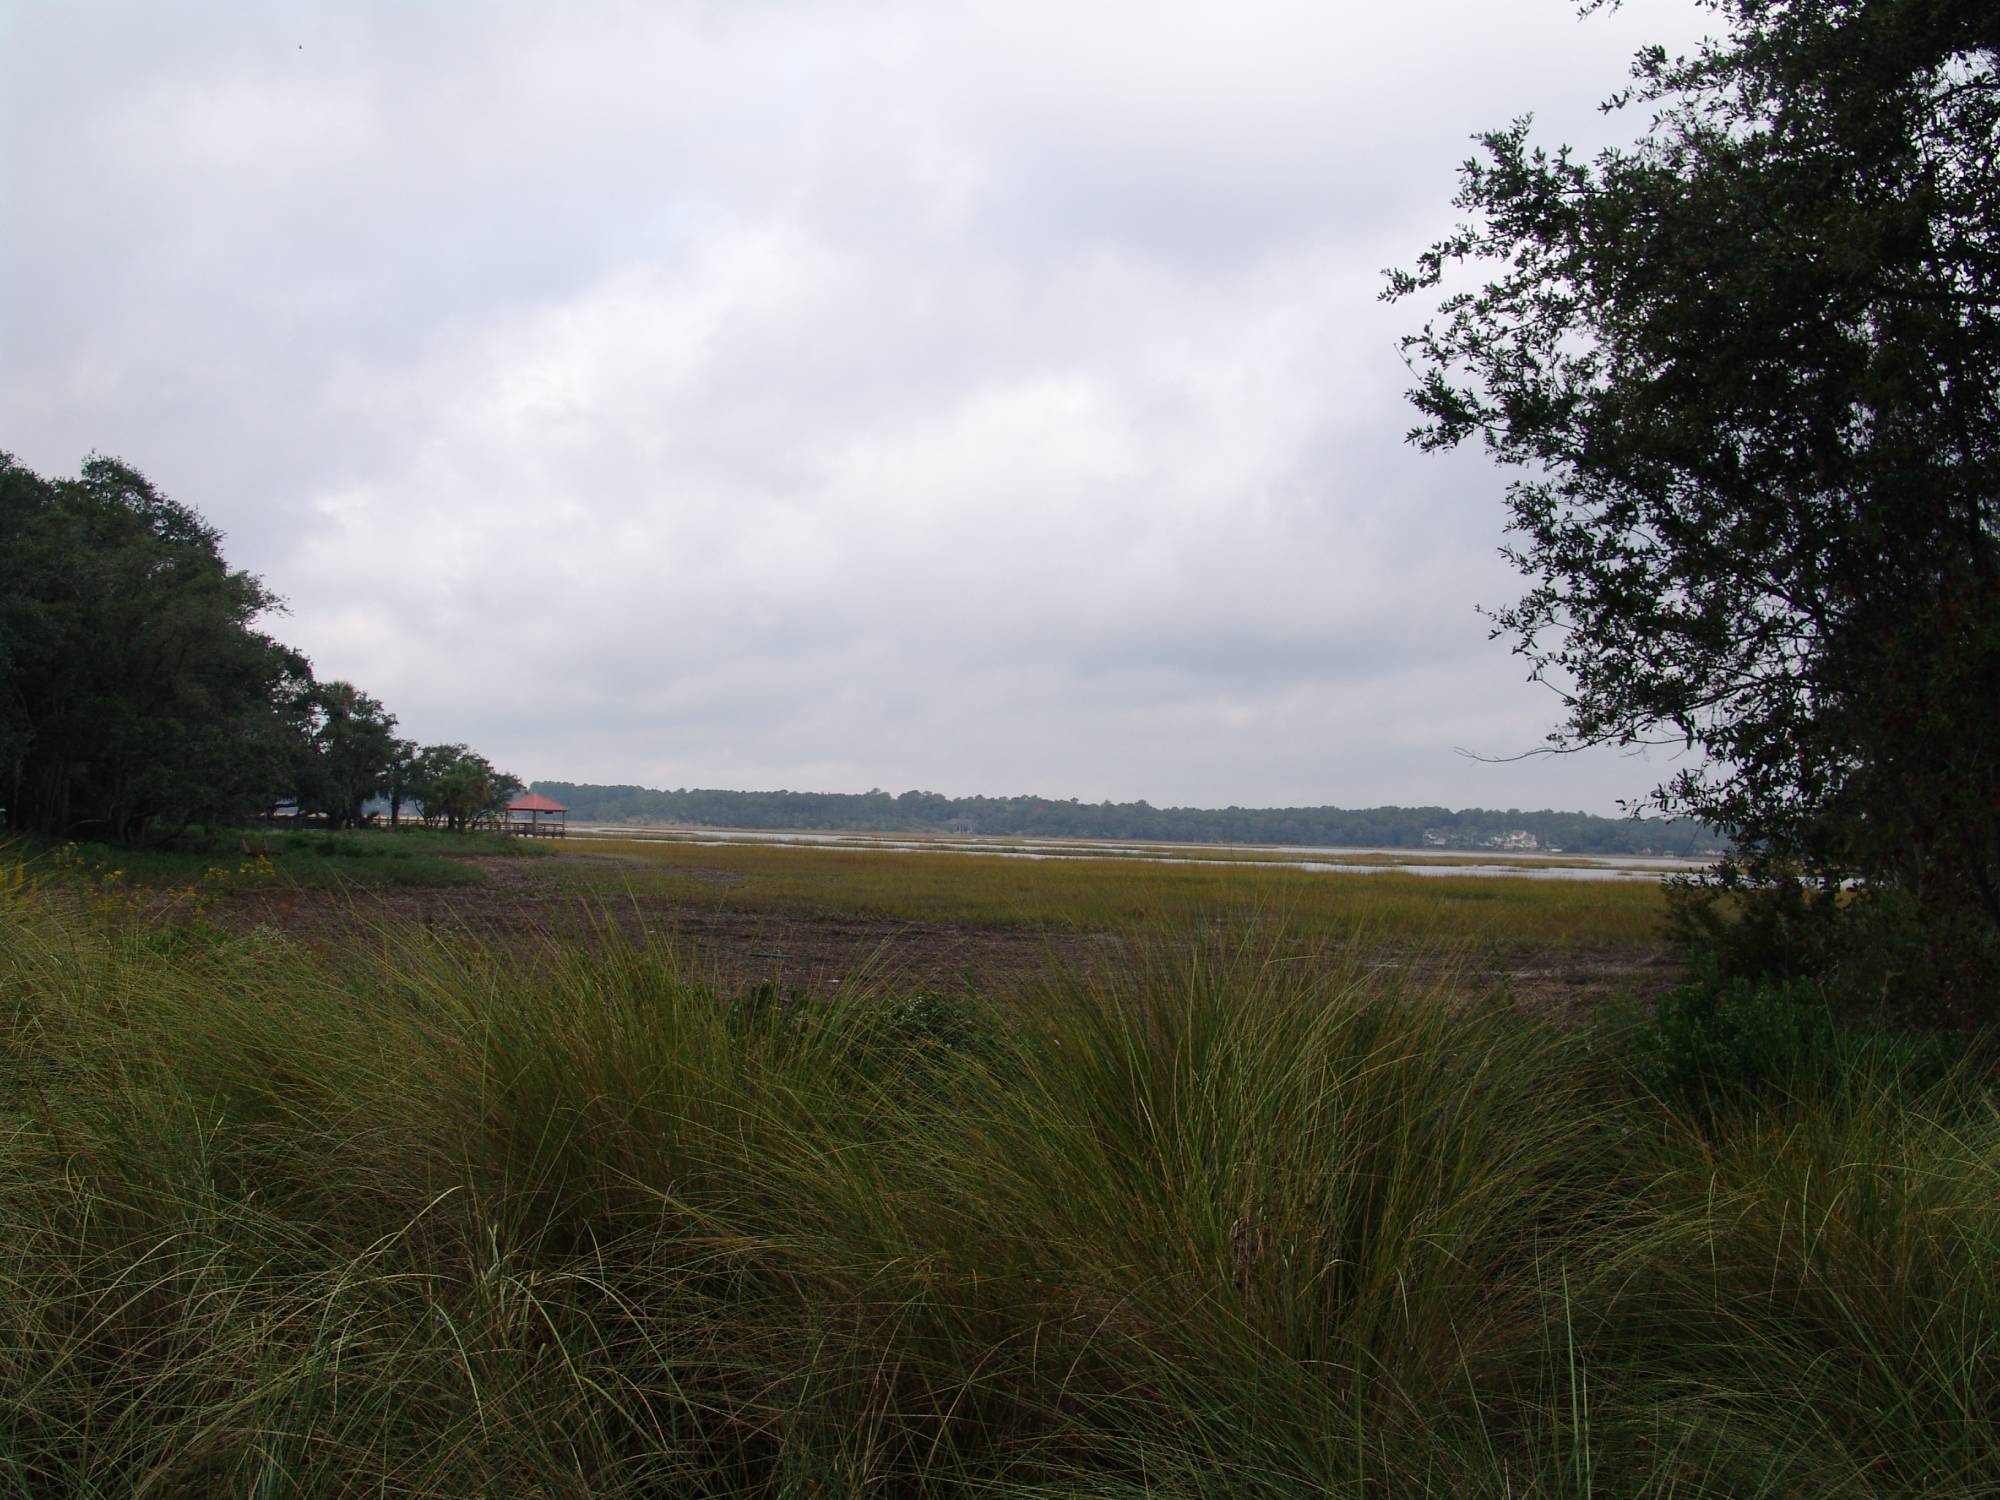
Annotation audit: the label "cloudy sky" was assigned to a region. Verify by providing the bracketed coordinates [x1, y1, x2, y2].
[4, 0, 1714, 813]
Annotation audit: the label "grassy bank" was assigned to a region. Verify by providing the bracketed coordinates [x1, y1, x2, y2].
[9, 826, 546, 897]
[558, 837, 1667, 948]
[2, 888, 1994, 1495]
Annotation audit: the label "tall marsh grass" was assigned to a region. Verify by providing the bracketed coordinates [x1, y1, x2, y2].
[1, 890, 1994, 1495]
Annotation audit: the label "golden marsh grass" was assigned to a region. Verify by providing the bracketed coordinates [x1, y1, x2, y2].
[555, 836, 1669, 948]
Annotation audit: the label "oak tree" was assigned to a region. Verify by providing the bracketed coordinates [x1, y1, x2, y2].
[1389, 0, 1999, 991]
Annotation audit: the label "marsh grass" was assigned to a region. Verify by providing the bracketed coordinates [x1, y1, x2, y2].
[558, 837, 1667, 948]
[7, 827, 545, 901]
[1, 887, 1994, 1496]
[587, 827, 1657, 871]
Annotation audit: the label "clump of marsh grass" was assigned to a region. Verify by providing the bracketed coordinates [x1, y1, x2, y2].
[913, 933, 1604, 1495]
[2, 886, 1994, 1496]
[1573, 1056, 2000, 1497]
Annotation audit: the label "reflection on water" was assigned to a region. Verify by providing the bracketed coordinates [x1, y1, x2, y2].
[567, 824, 1708, 883]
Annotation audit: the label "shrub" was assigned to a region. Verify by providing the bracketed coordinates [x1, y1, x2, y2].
[1631, 956, 1838, 1107]
[1667, 872, 2000, 1027]
[1663, 869, 1842, 982]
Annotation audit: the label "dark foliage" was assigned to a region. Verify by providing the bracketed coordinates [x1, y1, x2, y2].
[1631, 957, 1839, 1107]
[0, 453, 309, 840]
[0, 452, 518, 843]
[1388, 0, 1999, 1008]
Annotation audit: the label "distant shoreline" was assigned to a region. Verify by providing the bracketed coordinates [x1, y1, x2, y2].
[535, 782, 1728, 858]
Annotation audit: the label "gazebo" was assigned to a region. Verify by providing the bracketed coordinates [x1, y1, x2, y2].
[504, 791, 570, 838]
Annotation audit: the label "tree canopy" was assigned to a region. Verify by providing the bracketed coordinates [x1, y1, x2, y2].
[296, 681, 400, 831]
[0, 452, 520, 843]
[410, 745, 523, 833]
[1388, 0, 1998, 986]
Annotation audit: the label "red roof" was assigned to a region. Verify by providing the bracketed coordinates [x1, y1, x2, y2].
[508, 792, 569, 813]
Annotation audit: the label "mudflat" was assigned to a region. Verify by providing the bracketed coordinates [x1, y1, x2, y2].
[197, 848, 1680, 1015]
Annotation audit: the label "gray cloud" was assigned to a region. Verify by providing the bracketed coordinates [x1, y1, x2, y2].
[4, 0, 1716, 813]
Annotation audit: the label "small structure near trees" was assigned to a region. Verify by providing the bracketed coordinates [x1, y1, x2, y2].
[503, 791, 569, 838]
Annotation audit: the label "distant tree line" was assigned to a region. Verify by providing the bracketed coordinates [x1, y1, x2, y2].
[533, 782, 1726, 856]
[0, 452, 521, 842]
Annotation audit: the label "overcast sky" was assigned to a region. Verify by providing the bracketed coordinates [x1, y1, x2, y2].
[3, 0, 1716, 813]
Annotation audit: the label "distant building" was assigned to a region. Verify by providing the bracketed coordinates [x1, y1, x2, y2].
[1422, 827, 1541, 852]
[504, 792, 569, 838]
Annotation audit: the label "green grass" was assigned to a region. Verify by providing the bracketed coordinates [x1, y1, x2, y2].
[557, 836, 1668, 948]
[10, 826, 547, 896]
[2, 885, 1994, 1495]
